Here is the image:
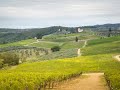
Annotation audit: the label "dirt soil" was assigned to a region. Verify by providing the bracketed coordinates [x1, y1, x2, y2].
[114, 55, 120, 61]
[52, 73, 109, 90]
[77, 40, 87, 56]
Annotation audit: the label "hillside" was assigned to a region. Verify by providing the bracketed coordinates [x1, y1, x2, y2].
[0, 23, 120, 44]
[0, 25, 120, 90]
[0, 26, 76, 44]
[0, 30, 98, 61]
[0, 36, 120, 89]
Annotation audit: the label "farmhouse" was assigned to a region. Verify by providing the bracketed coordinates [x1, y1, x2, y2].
[77, 28, 83, 33]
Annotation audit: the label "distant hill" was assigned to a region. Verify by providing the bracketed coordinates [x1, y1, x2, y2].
[0, 26, 77, 44]
[0, 23, 120, 44]
[87, 23, 120, 30]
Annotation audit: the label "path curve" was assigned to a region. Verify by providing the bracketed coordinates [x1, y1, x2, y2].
[77, 40, 87, 56]
[114, 55, 120, 61]
[82, 40, 87, 48]
[24, 39, 40, 46]
[53, 73, 109, 90]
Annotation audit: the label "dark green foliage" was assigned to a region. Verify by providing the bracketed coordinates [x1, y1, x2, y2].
[0, 52, 19, 66]
[0, 33, 27, 44]
[0, 26, 77, 44]
[0, 59, 3, 68]
[108, 28, 112, 37]
[36, 33, 42, 39]
[0, 24, 120, 44]
[51, 46, 61, 52]
[37, 49, 77, 61]
[75, 37, 78, 42]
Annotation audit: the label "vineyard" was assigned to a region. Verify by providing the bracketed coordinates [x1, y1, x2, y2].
[0, 32, 120, 90]
[0, 39, 36, 48]
[0, 46, 50, 63]
[0, 54, 120, 90]
[81, 36, 120, 56]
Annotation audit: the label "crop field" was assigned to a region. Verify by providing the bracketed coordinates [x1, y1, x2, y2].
[5, 48, 49, 63]
[82, 36, 120, 55]
[36, 49, 78, 61]
[61, 41, 85, 49]
[0, 32, 120, 90]
[0, 33, 87, 63]
[0, 39, 36, 48]
[0, 54, 120, 90]
[28, 41, 63, 48]
[43, 31, 99, 42]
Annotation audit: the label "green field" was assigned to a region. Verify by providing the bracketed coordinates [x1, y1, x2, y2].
[28, 41, 63, 48]
[0, 39, 36, 48]
[36, 49, 78, 61]
[0, 54, 120, 90]
[82, 36, 120, 55]
[0, 32, 88, 62]
[0, 32, 120, 90]
[43, 31, 99, 42]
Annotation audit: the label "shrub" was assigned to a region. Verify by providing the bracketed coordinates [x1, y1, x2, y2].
[75, 37, 78, 42]
[51, 46, 61, 52]
[0, 59, 3, 68]
[0, 52, 19, 66]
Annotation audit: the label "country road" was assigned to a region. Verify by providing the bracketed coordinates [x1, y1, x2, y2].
[24, 39, 40, 46]
[114, 55, 120, 61]
[77, 40, 87, 56]
[53, 73, 109, 90]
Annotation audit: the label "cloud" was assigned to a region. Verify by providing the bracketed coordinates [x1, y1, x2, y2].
[0, 0, 120, 28]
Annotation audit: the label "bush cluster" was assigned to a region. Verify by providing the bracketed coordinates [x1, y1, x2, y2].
[0, 52, 19, 68]
[51, 46, 61, 52]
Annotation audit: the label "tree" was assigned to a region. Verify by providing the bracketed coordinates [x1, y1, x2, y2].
[36, 33, 43, 39]
[75, 37, 78, 42]
[0, 59, 3, 68]
[51, 46, 61, 52]
[108, 28, 112, 37]
[1, 52, 19, 65]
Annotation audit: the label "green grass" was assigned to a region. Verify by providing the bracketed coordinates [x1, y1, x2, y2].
[28, 41, 63, 48]
[0, 54, 120, 90]
[80, 36, 120, 90]
[43, 31, 99, 42]
[27, 39, 84, 49]
[36, 49, 78, 61]
[26, 40, 84, 61]
[61, 41, 85, 49]
[82, 36, 120, 56]
[0, 31, 98, 49]
[0, 32, 120, 90]
[87, 36, 120, 46]
[0, 39, 35, 48]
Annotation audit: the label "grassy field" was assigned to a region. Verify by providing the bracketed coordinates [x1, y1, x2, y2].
[82, 36, 120, 56]
[28, 41, 63, 48]
[0, 31, 120, 90]
[0, 54, 120, 90]
[0, 30, 98, 49]
[61, 41, 85, 49]
[0, 39, 35, 48]
[43, 31, 99, 42]
[0, 33, 87, 62]
[36, 49, 78, 61]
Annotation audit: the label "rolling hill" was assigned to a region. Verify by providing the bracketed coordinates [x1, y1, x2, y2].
[0, 24, 120, 90]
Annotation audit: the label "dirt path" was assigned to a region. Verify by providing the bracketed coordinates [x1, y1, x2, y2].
[53, 73, 109, 90]
[82, 40, 87, 48]
[77, 40, 87, 56]
[114, 55, 120, 61]
[77, 48, 81, 56]
[24, 39, 40, 46]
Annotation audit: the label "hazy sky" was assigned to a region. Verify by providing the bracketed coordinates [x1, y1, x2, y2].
[0, 0, 120, 28]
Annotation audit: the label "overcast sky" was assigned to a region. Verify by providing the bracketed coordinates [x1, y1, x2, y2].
[0, 0, 120, 28]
